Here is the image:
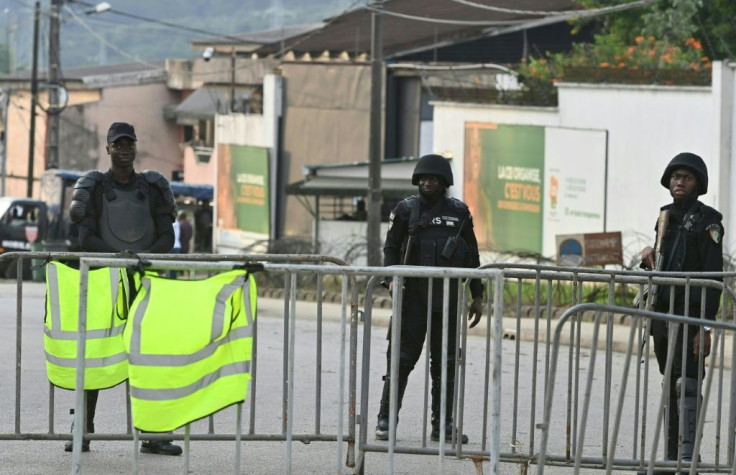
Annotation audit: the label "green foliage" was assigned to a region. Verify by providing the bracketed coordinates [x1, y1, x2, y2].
[516, 0, 720, 102]
[575, 0, 735, 60]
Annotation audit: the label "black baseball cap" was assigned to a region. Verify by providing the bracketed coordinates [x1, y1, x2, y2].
[107, 122, 137, 143]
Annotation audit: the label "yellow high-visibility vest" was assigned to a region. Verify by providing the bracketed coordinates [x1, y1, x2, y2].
[124, 270, 256, 432]
[44, 261, 129, 390]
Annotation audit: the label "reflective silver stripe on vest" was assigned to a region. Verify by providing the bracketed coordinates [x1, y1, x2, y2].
[130, 360, 251, 401]
[211, 274, 246, 341]
[46, 264, 122, 339]
[45, 351, 128, 368]
[128, 275, 254, 365]
[129, 325, 252, 366]
[44, 325, 124, 340]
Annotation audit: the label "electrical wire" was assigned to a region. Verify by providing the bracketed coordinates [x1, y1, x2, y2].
[274, 0, 369, 58]
[9, 97, 46, 162]
[67, 0, 250, 43]
[448, 0, 656, 17]
[448, 0, 569, 15]
[366, 0, 657, 26]
[363, 5, 526, 26]
[63, 5, 164, 70]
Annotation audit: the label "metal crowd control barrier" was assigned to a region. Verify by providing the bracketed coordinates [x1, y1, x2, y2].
[4, 249, 736, 474]
[0, 251, 363, 475]
[538, 303, 736, 474]
[478, 264, 736, 473]
[356, 267, 505, 474]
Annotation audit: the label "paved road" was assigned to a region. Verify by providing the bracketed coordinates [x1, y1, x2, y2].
[0, 282, 731, 474]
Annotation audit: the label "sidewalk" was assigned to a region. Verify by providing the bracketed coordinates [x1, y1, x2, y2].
[255, 286, 732, 368]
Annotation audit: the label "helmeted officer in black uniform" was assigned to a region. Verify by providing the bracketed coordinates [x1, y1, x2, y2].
[66, 122, 182, 456]
[375, 154, 484, 443]
[639, 152, 723, 473]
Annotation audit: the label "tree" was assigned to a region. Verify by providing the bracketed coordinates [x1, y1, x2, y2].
[576, 0, 736, 61]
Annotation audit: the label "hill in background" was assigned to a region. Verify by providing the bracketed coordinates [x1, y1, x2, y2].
[0, 0, 355, 70]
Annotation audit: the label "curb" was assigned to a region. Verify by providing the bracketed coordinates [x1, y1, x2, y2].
[256, 287, 641, 325]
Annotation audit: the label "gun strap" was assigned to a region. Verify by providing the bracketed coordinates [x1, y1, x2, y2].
[682, 201, 701, 232]
[407, 197, 421, 237]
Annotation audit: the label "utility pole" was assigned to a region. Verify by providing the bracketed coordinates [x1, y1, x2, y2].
[0, 87, 9, 196]
[366, 1, 384, 267]
[27, 2, 40, 198]
[46, 0, 62, 169]
[5, 9, 17, 74]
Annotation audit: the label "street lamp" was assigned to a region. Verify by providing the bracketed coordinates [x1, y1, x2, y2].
[85, 2, 110, 15]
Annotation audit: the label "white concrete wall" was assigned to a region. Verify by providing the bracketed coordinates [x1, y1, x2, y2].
[433, 61, 736, 263]
[213, 74, 281, 254]
[557, 82, 715, 257]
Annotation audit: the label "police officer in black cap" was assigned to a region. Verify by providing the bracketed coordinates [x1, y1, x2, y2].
[639, 152, 723, 472]
[67, 122, 181, 455]
[375, 154, 484, 443]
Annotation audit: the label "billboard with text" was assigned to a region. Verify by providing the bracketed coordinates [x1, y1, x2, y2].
[216, 144, 270, 251]
[464, 123, 608, 258]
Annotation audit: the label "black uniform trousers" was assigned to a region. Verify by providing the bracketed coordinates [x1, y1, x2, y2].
[386, 281, 460, 425]
[650, 309, 707, 461]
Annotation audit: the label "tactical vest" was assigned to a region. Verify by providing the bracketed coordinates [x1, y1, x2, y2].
[99, 186, 156, 251]
[407, 197, 471, 268]
[404, 197, 472, 310]
[124, 270, 257, 432]
[44, 261, 129, 390]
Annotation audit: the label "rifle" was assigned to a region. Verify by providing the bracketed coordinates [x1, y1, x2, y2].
[640, 209, 669, 357]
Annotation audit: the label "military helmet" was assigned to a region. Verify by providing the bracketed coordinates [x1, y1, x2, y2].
[411, 154, 453, 186]
[660, 152, 708, 195]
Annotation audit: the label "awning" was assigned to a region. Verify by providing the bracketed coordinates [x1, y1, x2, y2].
[173, 88, 230, 123]
[286, 176, 414, 200]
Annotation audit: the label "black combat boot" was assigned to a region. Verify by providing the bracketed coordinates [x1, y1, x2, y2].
[64, 390, 98, 453]
[375, 376, 408, 440]
[140, 440, 183, 456]
[430, 374, 468, 444]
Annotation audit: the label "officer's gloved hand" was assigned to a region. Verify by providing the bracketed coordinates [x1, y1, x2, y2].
[693, 330, 711, 358]
[468, 297, 483, 328]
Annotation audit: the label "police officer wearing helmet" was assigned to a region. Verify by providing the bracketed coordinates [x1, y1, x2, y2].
[639, 152, 723, 473]
[375, 154, 484, 443]
[67, 122, 182, 456]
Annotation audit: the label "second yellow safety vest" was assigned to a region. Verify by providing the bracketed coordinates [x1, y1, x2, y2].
[124, 269, 257, 432]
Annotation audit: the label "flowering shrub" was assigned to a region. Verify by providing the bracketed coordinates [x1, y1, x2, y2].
[517, 34, 712, 99]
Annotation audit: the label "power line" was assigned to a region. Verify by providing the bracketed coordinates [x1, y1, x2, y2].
[275, 0, 369, 58]
[448, 0, 657, 16]
[363, 5, 526, 26]
[63, 4, 164, 70]
[67, 0, 251, 43]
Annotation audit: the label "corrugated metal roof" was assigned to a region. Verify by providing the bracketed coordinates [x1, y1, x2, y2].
[0, 61, 165, 83]
[253, 0, 582, 57]
[286, 176, 414, 199]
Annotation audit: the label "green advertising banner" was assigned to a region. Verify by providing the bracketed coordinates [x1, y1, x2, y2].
[216, 144, 270, 237]
[464, 123, 544, 254]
